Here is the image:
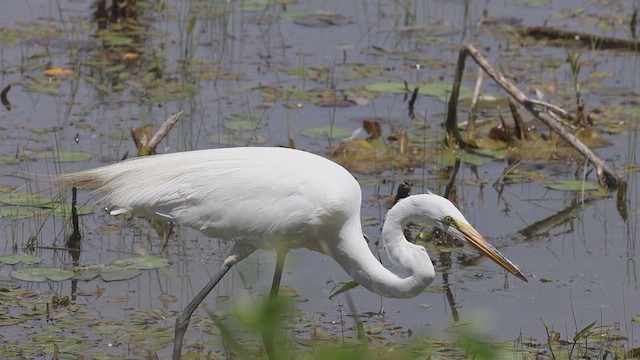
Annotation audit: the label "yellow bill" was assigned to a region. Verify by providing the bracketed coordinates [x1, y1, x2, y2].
[456, 221, 528, 282]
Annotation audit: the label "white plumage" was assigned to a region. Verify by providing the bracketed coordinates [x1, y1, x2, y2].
[58, 146, 526, 359]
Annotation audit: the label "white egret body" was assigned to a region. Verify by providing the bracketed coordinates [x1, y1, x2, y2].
[58, 147, 526, 359]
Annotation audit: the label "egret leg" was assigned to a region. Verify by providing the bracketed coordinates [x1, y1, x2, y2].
[270, 249, 288, 298]
[263, 249, 289, 359]
[173, 243, 255, 360]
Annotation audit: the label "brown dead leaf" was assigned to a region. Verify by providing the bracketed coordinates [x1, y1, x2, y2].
[43, 68, 74, 76]
[122, 52, 140, 60]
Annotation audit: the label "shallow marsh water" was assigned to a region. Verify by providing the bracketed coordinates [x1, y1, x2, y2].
[0, 0, 638, 358]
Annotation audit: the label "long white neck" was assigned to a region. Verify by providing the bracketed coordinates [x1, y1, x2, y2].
[328, 200, 435, 299]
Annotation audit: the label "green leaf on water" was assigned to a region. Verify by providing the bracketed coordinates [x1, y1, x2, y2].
[30, 126, 63, 135]
[292, 12, 353, 27]
[364, 82, 473, 102]
[364, 81, 408, 94]
[0, 193, 53, 207]
[0, 318, 27, 326]
[99, 268, 140, 282]
[544, 180, 600, 192]
[223, 120, 260, 131]
[435, 151, 489, 167]
[425, 285, 445, 293]
[11, 267, 74, 282]
[72, 267, 102, 281]
[0, 254, 43, 265]
[301, 126, 352, 139]
[0, 155, 21, 165]
[49, 204, 94, 217]
[238, 0, 269, 11]
[110, 255, 170, 270]
[206, 132, 267, 145]
[35, 150, 94, 163]
[0, 207, 36, 219]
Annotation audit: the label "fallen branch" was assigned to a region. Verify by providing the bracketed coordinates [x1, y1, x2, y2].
[131, 111, 184, 156]
[447, 44, 624, 190]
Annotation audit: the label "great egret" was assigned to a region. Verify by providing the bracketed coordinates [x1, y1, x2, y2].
[58, 147, 527, 359]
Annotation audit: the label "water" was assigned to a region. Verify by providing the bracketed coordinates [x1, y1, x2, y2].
[0, 0, 638, 358]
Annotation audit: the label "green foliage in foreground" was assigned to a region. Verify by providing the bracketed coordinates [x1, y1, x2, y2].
[0, 279, 634, 359]
[184, 296, 635, 360]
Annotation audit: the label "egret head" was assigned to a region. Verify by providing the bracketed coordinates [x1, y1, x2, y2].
[416, 194, 528, 282]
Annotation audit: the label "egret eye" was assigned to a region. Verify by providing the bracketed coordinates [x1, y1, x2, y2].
[443, 215, 454, 225]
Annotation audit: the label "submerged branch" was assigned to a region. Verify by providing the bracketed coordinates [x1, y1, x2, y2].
[517, 26, 640, 52]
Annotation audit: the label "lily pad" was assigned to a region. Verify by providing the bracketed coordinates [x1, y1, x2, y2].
[543, 180, 600, 191]
[364, 82, 473, 102]
[0, 254, 43, 265]
[110, 255, 170, 270]
[0, 318, 27, 326]
[301, 126, 352, 139]
[223, 120, 260, 131]
[35, 150, 94, 163]
[435, 151, 490, 167]
[49, 204, 95, 217]
[0, 155, 20, 165]
[292, 12, 353, 27]
[11, 267, 74, 282]
[72, 267, 102, 281]
[0, 207, 36, 219]
[99, 268, 141, 282]
[30, 126, 63, 135]
[0, 193, 53, 207]
[207, 132, 267, 145]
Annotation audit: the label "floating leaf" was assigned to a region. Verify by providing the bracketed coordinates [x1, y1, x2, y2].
[364, 82, 408, 94]
[0, 155, 21, 165]
[237, 0, 269, 11]
[0, 193, 53, 207]
[122, 52, 139, 60]
[0, 254, 43, 265]
[160, 293, 178, 304]
[11, 267, 74, 282]
[223, 120, 260, 131]
[425, 285, 445, 293]
[110, 255, 170, 270]
[99, 268, 140, 282]
[49, 204, 94, 217]
[30, 126, 63, 135]
[0, 207, 36, 219]
[367, 322, 385, 335]
[435, 151, 489, 167]
[35, 150, 94, 163]
[0, 318, 27, 326]
[72, 267, 102, 281]
[292, 12, 353, 27]
[365, 82, 472, 101]
[43, 68, 74, 76]
[301, 126, 352, 139]
[543, 180, 600, 192]
[207, 132, 267, 145]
